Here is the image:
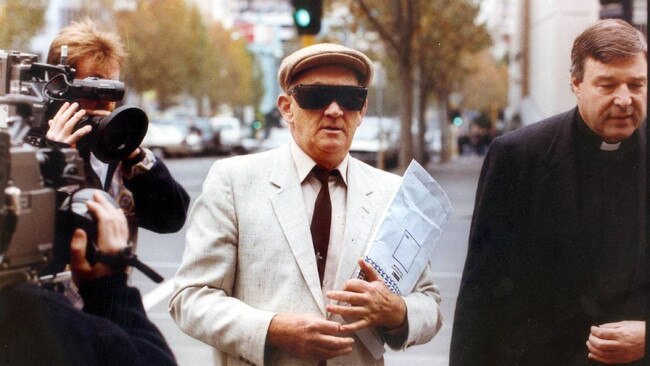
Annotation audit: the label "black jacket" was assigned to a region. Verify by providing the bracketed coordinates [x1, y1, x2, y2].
[88, 154, 190, 234]
[121, 158, 190, 233]
[0, 274, 176, 365]
[41, 154, 190, 276]
[450, 108, 647, 365]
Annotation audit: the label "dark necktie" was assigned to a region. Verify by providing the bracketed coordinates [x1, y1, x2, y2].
[310, 165, 338, 286]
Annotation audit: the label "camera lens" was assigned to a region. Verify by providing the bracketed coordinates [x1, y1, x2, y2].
[74, 105, 148, 163]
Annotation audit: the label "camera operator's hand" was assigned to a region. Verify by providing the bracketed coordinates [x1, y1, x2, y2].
[47, 102, 90, 146]
[70, 192, 130, 287]
[46, 101, 103, 146]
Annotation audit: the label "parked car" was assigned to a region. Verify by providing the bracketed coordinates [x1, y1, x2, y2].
[186, 116, 221, 156]
[257, 126, 292, 152]
[210, 116, 246, 154]
[141, 119, 187, 158]
[350, 116, 399, 169]
[142, 117, 205, 158]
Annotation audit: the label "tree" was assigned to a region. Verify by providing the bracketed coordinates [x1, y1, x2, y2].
[415, 0, 490, 163]
[346, 0, 420, 172]
[461, 49, 508, 126]
[116, 0, 207, 109]
[338, 0, 489, 168]
[202, 22, 263, 115]
[116, 0, 262, 115]
[0, 0, 46, 51]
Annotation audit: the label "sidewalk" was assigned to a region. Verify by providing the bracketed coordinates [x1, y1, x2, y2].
[382, 154, 483, 365]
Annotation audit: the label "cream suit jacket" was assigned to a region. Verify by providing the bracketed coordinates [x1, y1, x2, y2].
[169, 144, 442, 366]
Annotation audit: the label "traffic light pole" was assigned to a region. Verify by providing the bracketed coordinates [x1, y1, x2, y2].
[300, 34, 316, 47]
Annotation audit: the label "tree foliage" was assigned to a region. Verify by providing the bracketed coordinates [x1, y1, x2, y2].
[201, 22, 264, 114]
[417, 0, 491, 96]
[346, 0, 419, 171]
[0, 0, 47, 51]
[116, 0, 203, 109]
[335, 0, 491, 167]
[415, 0, 491, 162]
[461, 49, 508, 117]
[116, 0, 262, 114]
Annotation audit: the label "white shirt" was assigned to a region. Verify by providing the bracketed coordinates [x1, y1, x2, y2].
[290, 141, 348, 296]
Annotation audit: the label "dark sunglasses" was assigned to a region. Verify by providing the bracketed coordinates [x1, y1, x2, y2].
[289, 84, 368, 111]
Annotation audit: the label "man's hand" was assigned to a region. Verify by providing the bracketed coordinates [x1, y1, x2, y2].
[47, 102, 110, 146]
[587, 320, 645, 364]
[47, 102, 89, 145]
[126, 147, 143, 160]
[70, 192, 130, 287]
[266, 313, 354, 360]
[326, 258, 406, 333]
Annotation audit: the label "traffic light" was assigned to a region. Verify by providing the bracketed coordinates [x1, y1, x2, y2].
[448, 109, 463, 127]
[291, 0, 322, 35]
[599, 0, 632, 22]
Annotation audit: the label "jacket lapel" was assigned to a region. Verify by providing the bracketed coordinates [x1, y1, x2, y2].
[537, 109, 590, 291]
[268, 146, 326, 314]
[539, 109, 579, 221]
[332, 160, 380, 295]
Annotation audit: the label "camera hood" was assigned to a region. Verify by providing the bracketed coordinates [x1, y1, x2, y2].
[85, 105, 148, 163]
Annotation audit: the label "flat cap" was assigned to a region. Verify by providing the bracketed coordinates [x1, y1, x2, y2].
[278, 43, 374, 92]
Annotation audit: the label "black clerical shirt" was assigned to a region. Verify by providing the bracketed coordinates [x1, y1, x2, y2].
[574, 116, 644, 325]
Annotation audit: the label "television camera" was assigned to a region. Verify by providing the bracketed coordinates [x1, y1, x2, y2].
[0, 49, 160, 286]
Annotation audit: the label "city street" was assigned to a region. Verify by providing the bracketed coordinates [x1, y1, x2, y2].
[131, 154, 484, 365]
[5, 1, 643, 364]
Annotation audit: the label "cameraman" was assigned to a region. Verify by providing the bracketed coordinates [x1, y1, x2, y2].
[45, 19, 189, 249]
[0, 192, 177, 365]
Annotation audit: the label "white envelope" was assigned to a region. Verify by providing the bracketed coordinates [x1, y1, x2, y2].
[348, 159, 453, 359]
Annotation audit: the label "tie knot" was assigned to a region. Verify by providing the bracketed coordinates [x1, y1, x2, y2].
[312, 165, 338, 185]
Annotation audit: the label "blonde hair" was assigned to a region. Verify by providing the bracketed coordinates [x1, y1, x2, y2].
[47, 18, 125, 70]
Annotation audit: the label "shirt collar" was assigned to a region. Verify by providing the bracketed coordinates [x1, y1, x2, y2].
[575, 112, 605, 152]
[290, 139, 349, 186]
[574, 110, 639, 154]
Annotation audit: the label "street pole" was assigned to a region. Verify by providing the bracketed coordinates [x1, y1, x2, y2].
[375, 63, 386, 170]
[300, 34, 316, 47]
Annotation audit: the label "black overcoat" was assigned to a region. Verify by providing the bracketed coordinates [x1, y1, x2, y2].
[450, 108, 647, 365]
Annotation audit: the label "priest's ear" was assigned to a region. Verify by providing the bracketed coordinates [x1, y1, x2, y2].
[571, 76, 583, 99]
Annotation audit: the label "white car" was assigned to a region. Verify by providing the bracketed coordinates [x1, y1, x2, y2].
[141, 122, 185, 157]
[210, 116, 246, 154]
[257, 127, 292, 152]
[142, 119, 202, 158]
[350, 116, 399, 169]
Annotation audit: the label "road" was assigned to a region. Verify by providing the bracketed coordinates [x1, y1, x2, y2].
[131, 154, 483, 365]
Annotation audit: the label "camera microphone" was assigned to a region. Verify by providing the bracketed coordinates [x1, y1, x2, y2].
[60, 45, 68, 66]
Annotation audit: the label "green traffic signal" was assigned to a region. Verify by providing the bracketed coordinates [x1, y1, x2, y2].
[448, 108, 462, 126]
[291, 0, 322, 35]
[294, 8, 311, 28]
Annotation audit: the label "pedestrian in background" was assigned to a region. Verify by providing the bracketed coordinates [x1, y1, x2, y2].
[170, 43, 442, 365]
[451, 19, 647, 365]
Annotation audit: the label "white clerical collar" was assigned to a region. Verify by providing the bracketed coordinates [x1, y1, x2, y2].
[599, 141, 621, 151]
